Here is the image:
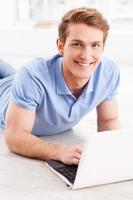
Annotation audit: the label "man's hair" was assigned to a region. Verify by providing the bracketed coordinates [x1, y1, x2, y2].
[58, 7, 110, 45]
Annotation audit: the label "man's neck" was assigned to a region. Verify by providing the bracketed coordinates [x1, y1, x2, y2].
[62, 64, 90, 98]
[68, 80, 89, 98]
[71, 87, 84, 98]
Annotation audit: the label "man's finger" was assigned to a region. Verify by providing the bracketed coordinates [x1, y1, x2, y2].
[74, 152, 81, 160]
[72, 157, 80, 165]
[74, 144, 84, 153]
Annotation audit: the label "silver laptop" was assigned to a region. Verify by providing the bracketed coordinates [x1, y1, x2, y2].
[45, 129, 133, 189]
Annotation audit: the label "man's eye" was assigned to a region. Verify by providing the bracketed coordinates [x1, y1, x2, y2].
[92, 43, 100, 48]
[72, 43, 82, 47]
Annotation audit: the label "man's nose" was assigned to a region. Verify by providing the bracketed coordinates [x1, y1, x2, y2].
[80, 47, 93, 60]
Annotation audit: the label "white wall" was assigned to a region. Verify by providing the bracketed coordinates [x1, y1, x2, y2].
[0, 27, 133, 65]
[105, 30, 133, 65]
[0, 28, 58, 57]
[0, 0, 16, 28]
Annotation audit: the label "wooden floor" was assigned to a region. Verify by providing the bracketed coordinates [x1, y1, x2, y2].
[0, 128, 133, 200]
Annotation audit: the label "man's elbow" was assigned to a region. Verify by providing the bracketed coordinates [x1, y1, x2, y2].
[4, 128, 19, 153]
[97, 117, 121, 132]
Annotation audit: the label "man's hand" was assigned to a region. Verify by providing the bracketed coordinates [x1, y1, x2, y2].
[58, 144, 84, 165]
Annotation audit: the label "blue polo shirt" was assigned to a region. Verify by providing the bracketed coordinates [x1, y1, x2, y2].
[0, 54, 120, 135]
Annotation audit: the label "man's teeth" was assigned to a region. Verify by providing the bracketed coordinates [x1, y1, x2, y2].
[78, 62, 93, 67]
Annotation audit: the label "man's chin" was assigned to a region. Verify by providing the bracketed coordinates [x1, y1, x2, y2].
[76, 73, 91, 80]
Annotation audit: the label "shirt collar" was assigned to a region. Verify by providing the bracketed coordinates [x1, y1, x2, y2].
[79, 72, 94, 99]
[55, 55, 71, 95]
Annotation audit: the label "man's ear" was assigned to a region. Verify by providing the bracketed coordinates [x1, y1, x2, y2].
[56, 39, 64, 55]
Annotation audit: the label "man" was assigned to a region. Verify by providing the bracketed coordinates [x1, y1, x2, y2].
[0, 7, 121, 165]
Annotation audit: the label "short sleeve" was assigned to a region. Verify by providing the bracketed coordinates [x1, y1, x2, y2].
[11, 66, 42, 111]
[105, 66, 120, 101]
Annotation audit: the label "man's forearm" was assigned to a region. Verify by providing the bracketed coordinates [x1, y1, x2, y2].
[5, 130, 83, 165]
[97, 118, 121, 132]
[5, 130, 64, 161]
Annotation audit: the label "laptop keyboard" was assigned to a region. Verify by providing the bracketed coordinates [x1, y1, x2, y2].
[46, 160, 78, 184]
[56, 165, 78, 184]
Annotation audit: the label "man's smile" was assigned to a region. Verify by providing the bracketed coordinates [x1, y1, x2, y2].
[74, 60, 95, 68]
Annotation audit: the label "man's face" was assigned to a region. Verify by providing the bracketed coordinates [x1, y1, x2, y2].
[57, 23, 104, 84]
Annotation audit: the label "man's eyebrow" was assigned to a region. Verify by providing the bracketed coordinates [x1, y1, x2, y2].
[70, 39, 83, 42]
[70, 39, 102, 43]
[92, 41, 102, 43]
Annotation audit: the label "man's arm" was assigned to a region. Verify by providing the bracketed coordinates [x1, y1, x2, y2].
[5, 101, 83, 165]
[96, 99, 121, 132]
